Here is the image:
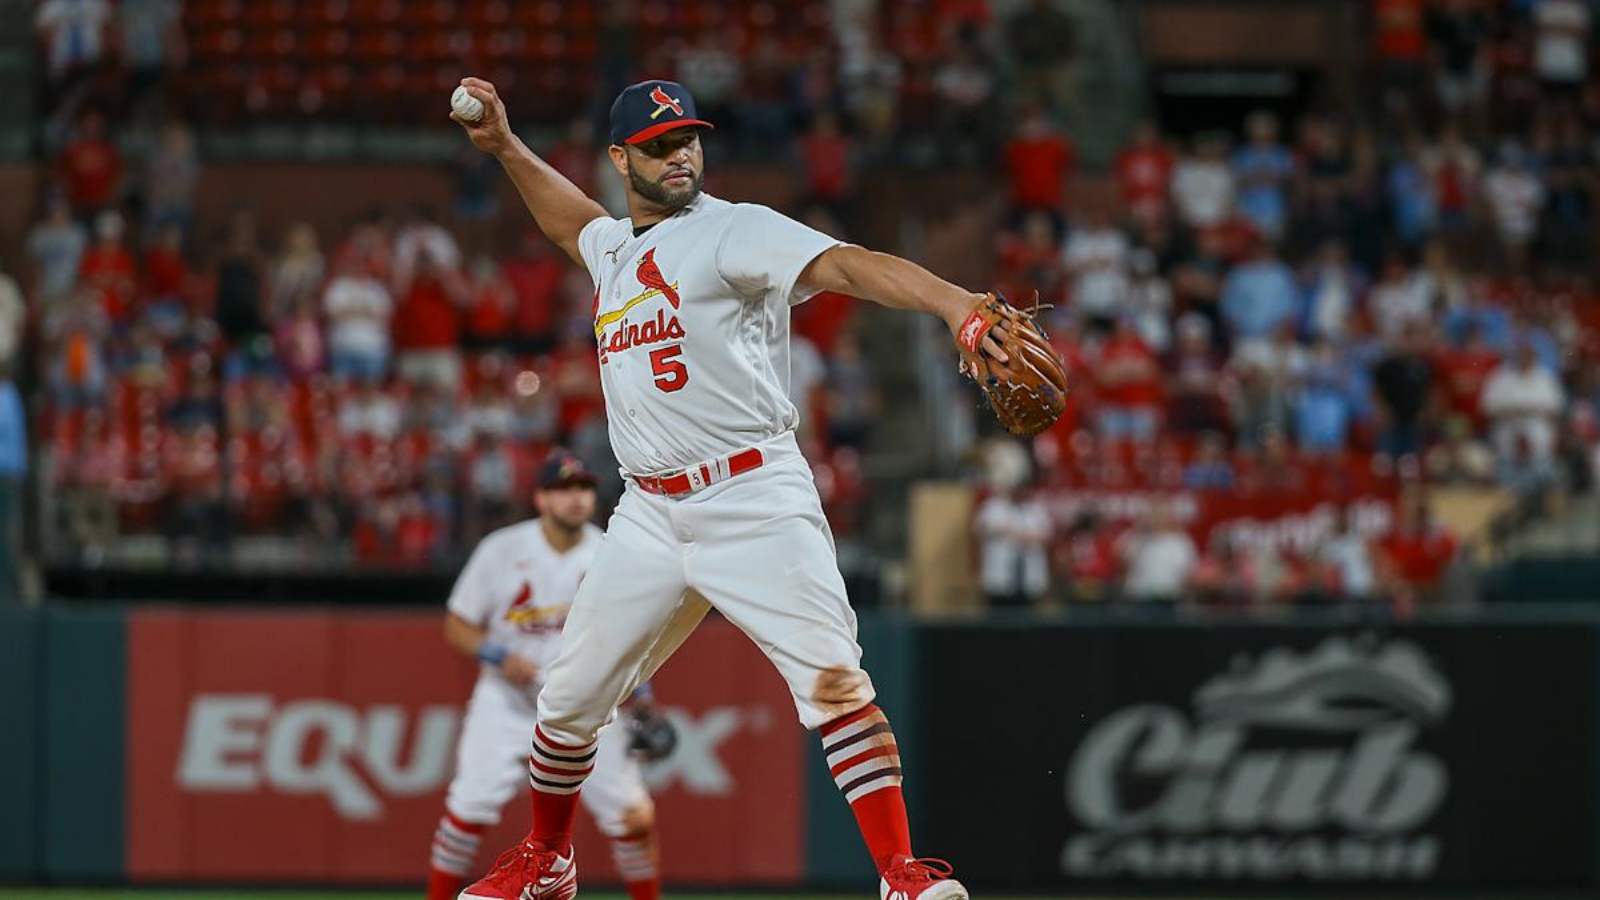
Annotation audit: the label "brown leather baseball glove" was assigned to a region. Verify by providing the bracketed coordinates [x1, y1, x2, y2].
[955, 292, 1070, 437]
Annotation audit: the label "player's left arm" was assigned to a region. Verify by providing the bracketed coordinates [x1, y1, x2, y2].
[798, 245, 1010, 362]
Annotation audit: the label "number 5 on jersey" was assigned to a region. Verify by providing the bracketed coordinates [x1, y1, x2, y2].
[650, 345, 689, 392]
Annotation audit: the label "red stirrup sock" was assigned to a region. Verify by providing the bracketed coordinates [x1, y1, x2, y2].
[525, 724, 597, 852]
[820, 704, 913, 873]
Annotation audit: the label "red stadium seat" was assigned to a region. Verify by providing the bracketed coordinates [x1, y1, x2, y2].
[484, 29, 528, 61]
[464, 0, 511, 27]
[305, 29, 353, 61]
[351, 29, 406, 62]
[319, 0, 351, 24]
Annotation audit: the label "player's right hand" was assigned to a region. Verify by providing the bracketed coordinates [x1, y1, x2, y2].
[501, 653, 539, 686]
[452, 77, 513, 157]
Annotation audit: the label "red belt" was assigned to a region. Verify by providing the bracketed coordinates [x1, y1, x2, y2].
[632, 447, 765, 498]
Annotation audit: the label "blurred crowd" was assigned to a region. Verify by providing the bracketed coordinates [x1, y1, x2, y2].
[15, 0, 1600, 603]
[14, 184, 875, 567]
[18, 0, 1088, 575]
[11, 96, 876, 569]
[972, 0, 1600, 613]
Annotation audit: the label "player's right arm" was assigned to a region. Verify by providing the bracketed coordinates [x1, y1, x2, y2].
[452, 77, 607, 271]
[444, 533, 539, 686]
[444, 613, 538, 685]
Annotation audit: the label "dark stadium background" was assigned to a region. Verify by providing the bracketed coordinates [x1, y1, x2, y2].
[3, 0, 1600, 898]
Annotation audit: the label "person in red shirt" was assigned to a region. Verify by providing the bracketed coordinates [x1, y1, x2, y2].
[392, 251, 465, 392]
[395, 491, 443, 566]
[1431, 324, 1501, 428]
[1004, 106, 1075, 224]
[142, 222, 187, 301]
[788, 206, 859, 356]
[499, 232, 565, 351]
[59, 109, 121, 216]
[464, 254, 516, 350]
[1044, 315, 1092, 436]
[1376, 492, 1458, 611]
[1094, 316, 1164, 444]
[794, 289, 857, 357]
[1056, 511, 1119, 602]
[551, 331, 603, 438]
[78, 210, 137, 322]
[995, 210, 1066, 306]
[1373, 0, 1427, 111]
[1114, 120, 1175, 227]
[799, 110, 855, 208]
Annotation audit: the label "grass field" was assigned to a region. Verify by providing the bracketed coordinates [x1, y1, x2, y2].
[0, 894, 1057, 900]
[0, 893, 1037, 900]
[1, 894, 900, 900]
[0, 891, 995, 899]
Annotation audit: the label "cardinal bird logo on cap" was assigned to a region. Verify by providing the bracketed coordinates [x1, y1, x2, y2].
[649, 85, 683, 120]
[635, 248, 680, 309]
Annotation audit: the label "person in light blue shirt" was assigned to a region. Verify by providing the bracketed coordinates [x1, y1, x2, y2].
[1221, 242, 1300, 340]
[0, 370, 25, 605]
[1232, 111, 1295, 238]
[1386, 133, 1437, 247]
[1511, 314, 1562, 373]
[1295, 365, 1355, 452]
[1442, 295, 1512, 350]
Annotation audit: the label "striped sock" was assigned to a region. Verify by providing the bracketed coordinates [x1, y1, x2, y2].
[427, 812, 485, 900]
[820, 704, 912, 873]
[611, 834, 661, 900]
[526, 724, 597, 851]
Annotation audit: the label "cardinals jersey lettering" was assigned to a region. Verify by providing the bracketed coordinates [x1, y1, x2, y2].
[576, 194, 841, 475]
[446, 519, 602, 690]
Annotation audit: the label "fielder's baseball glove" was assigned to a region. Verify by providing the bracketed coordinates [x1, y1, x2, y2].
[955, 292, 1069, 437]
[625, 705, 678, 762]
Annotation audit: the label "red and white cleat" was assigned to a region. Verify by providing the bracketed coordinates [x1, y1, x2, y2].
[879, 856, 969, 900]
[458, 841, 577, 900]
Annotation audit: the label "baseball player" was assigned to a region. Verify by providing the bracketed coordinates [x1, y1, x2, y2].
[450, 76, 1030, 900]
[427, 452, 674, 900]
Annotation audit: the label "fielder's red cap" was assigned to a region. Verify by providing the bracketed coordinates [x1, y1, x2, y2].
[609, 80, 714, 146]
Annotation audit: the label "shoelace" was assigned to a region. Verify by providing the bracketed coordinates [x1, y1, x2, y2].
[886, 857, 954, 883]
[485, 842, 555, 883]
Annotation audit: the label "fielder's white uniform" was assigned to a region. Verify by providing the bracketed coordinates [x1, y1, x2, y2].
[445, 519, 648, 835]
[535, 192, 875, 748]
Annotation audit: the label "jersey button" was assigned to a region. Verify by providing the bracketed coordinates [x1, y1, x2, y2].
[628, 409, 637, 417]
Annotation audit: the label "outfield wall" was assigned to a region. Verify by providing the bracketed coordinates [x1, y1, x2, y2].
[2, 605, 1597, 892]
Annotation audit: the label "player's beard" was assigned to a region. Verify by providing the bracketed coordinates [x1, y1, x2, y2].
[631, 165, 703, 211]
[539, 508, 590, 549]
[545, 508, 589, 536]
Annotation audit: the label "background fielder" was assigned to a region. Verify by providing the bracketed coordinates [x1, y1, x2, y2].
[427, 452, 668, 900]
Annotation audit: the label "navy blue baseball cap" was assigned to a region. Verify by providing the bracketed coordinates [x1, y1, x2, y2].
[539, 451, 597, 490]
[608, 80, 714, 146]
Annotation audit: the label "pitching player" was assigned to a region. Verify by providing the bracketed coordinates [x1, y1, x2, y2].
[427, 452, 673, 900]
[450, 77, 1016, 900]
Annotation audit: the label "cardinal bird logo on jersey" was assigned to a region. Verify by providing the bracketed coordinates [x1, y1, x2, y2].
[503, 581, 570, 633]
[594, 247, 687, 362]
[649, 85, 683, 119]
[635, 248, 681, 309]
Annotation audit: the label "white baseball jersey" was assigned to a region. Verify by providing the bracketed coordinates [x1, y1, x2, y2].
[446, 519, 603, 693]
[576, 193, 841, 475]
[442, 517, 649, 837]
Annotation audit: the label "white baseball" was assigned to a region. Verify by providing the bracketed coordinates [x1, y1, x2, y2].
[451, 85, 485, 123]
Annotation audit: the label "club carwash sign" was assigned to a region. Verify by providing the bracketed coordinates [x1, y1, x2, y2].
[1063, 635, 1452, 881]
